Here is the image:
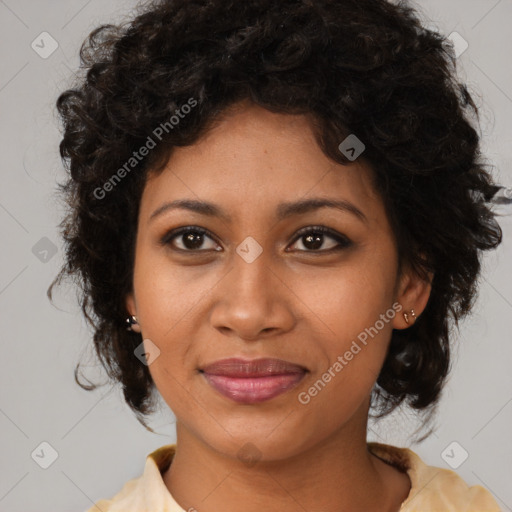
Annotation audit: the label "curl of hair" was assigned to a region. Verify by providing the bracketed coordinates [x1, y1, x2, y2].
[48, 0, 502, 432]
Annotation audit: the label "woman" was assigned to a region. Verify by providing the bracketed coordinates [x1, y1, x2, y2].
[49, 0, 504, 510]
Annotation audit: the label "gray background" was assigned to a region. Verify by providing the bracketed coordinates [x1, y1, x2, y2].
[0, 0, 511, 511]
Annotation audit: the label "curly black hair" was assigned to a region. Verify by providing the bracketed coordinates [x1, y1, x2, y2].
[48, 0, 503, 432]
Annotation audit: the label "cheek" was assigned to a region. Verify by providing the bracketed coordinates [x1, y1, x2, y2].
[296, 290, 395, 435]
[293, 248, 397, 398]
[131, 248, 201, 382]
[133, 240, 213, 334]
[293, 248, 397, 343]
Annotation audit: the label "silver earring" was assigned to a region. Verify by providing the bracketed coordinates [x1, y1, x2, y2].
[126, 315, 139, 331]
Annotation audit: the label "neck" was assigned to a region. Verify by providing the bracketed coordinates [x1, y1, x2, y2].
[163, 409, 410, 512]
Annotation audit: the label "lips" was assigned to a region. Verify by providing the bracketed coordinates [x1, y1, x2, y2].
[201, 358, 307, 377]
[200, 358, 307, 404]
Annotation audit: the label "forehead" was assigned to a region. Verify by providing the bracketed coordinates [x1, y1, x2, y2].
[141, 102, 383, 222]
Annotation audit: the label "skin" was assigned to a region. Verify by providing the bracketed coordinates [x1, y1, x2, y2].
[126, 100, 432, 512]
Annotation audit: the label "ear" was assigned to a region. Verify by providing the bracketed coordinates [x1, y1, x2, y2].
[392, 264, 433, 330]
[126, 292, 136, 317]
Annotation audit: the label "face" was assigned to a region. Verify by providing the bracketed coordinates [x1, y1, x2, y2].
[126, 101, 430, 461]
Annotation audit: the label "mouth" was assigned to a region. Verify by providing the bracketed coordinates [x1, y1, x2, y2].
[200, 358, 308, 404]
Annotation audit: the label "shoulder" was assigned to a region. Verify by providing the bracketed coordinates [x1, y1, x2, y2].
[368, 442, 502, 512]
[84, 445, 179, 512]
[84, 475, 145, 512]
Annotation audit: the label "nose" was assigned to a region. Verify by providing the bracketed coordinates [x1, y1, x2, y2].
[209, 251, 296, 341]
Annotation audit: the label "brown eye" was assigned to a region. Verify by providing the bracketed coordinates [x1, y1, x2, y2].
[288, 226, 353, 253]
[160, 226, 221, 252]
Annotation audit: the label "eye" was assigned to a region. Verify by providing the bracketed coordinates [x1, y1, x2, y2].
[288, 226, 353, 253]
[160, 226, 221, 252]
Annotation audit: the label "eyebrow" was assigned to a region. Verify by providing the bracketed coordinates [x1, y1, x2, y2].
[148, 197, 368, 224]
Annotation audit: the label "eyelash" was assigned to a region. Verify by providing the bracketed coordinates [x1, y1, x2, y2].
[159, 225, 353, 254]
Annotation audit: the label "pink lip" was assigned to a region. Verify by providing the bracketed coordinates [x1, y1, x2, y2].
[200, 358, 307, 404]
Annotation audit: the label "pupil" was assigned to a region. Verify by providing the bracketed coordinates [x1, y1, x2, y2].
[184, 232, 203, 249]
[304, 233, 323, 250]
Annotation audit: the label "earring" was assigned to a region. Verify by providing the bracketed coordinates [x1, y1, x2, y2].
[403, 309, 417, 325]
[126, 315, 139, 331]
